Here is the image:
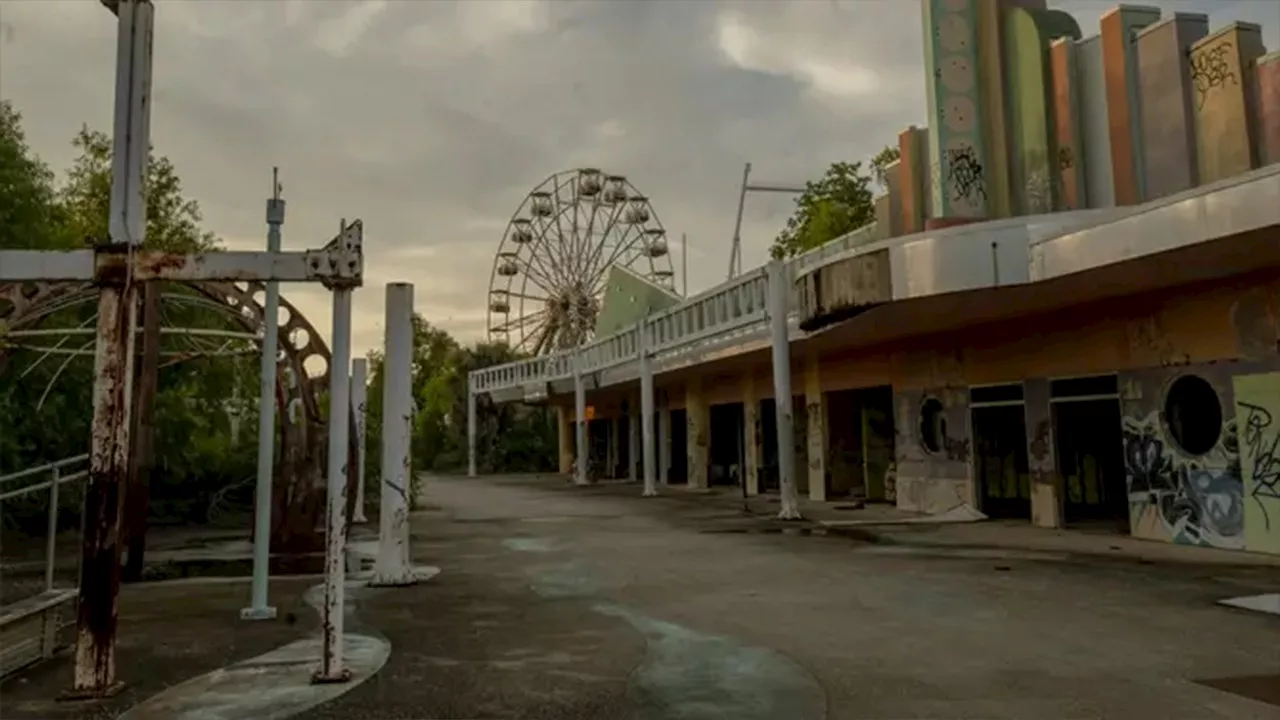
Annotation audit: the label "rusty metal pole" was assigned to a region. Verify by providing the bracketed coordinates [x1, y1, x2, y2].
[122, 281, 159, 583]
[65, 0, 153, 699]
[314, 221, 356, 684]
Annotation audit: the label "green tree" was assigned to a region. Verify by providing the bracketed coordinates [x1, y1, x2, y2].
[870, 145, 901, 191]
[1, 105, 254, 538]
[58, 126, 218, 252]
[0, 100, 70, 250]
[770, 160, 876, 259]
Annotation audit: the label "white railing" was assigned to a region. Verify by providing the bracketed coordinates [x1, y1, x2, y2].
[0, 453, 89, 595]
[469, 221, 884, 395]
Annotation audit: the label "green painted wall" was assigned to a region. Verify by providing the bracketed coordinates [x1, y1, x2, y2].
[594, 265, 682, 338]
[1004, 7, 1081, 215]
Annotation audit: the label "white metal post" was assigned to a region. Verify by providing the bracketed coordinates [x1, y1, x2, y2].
[768, 261, 802, 520]
[371, 283, 415, 587]
[639, 322, 657, 497]
[351, 357, 368, 524]
[45, 466, 60, 592]
[315, 229, 355, 685]
[243, 168, 284, 621]
[573, 351, 588, 486]
[467, 379, 477, 478]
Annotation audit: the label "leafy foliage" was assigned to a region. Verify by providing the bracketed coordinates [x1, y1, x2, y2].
[769, 146, 900, 259]
[362, 320, 556, 486]
[770, 161, 875, 259]
[871, 145, 901, 191]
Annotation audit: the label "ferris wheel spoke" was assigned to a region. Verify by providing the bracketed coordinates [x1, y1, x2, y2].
[588, 222, 645, 287]
[577, 200, 627, 283]
[504, 291, 550, 303]
[535, 177, 571, 287]
[519, 250, 561, 295]
[527, 192, 578, 289]
[575, 199, 611, 280]
[531, 212, 573, 288]
[492, 308, 548, 333]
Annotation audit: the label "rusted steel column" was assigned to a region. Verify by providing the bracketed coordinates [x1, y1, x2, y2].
[122, 281, 159, 583]
[69, 280, 139, 698]
[66, 0, 154, 698]
[314, 268, 355, 684]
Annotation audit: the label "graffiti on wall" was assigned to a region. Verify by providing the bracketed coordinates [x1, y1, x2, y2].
[1188, 41, 1237, 110]
[946, 144, 987, 207]
[1232, 372, 1280, 554]
[1122, 412, 1244, 548]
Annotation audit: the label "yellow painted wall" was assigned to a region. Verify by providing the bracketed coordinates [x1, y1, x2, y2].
[1232, 372, 1280, 555]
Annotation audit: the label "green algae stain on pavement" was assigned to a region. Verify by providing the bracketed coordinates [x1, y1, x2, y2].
[509, 541, 824, 719]
[593, 603, 825, 720]
[502, 537, 556, 553]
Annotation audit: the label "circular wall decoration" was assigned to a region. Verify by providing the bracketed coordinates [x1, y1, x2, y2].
[1163, 374, 1223, 456]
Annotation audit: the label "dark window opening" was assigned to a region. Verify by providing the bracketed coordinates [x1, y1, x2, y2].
[920, 397, 946, 454]
[1164, 374, 1222, 456]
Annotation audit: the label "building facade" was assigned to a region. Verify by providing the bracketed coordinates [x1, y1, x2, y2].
[472, 0, 1280, 557]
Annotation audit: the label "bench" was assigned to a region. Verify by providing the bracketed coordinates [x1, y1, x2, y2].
[0, 588, 78, 678]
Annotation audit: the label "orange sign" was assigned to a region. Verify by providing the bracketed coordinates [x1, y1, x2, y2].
[584, 405, 597, 421]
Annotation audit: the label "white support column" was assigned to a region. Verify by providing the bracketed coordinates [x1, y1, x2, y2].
[351, 357, 368, 524]
[639, 321, 657, 497]
[768, 260, 802, 520]
[574, 351, 589, 486]
[242, 168, 284, 622]
[370, 283, 415, 588]
[467, 379, 477, 478]
[316, 253, 355, 684]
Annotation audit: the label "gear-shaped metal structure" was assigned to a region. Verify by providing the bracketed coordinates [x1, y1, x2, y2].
[0, 279, 352, 552]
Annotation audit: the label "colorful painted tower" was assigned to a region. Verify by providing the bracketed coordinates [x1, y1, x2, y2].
[1191, 22, 1267, 183]
[1100, 5, 1162, 205]
[1135, 14, 1208, 200]
[1003, 7, 1081, 214]
[922, 0, 989, 220]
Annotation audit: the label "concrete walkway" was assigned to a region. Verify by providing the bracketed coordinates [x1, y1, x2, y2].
[309, 473, 1280, 719]
[5, 473, 1279, 719]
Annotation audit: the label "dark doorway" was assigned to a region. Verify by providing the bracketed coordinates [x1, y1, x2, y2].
[1052, 393, 1128, 530]
[616, 413, 631, 479]
[588, 419, 609, 479]
[760, 400, 779, 492]
[710, 404, 743, 487]
[970, 393, 1031, 520]
[826, 387, 896, 500]
[857, 386, 896, 502]
[669, 408, 688, 484]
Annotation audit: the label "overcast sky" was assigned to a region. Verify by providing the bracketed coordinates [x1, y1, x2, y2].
[2, 0, 1276, 359]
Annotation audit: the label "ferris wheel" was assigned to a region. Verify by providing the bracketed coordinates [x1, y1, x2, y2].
[487, 168, 676, 354]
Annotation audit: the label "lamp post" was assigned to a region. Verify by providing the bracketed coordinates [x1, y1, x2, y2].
[727, 163, 807, 280]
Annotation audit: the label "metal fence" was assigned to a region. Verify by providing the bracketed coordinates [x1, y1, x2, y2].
[1, 454, 89, 599]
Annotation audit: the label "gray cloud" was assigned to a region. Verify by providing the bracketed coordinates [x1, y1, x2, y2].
[3, 0, 1276, 358]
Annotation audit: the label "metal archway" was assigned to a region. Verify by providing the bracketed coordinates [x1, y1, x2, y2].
[0, 279, 357, 553]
